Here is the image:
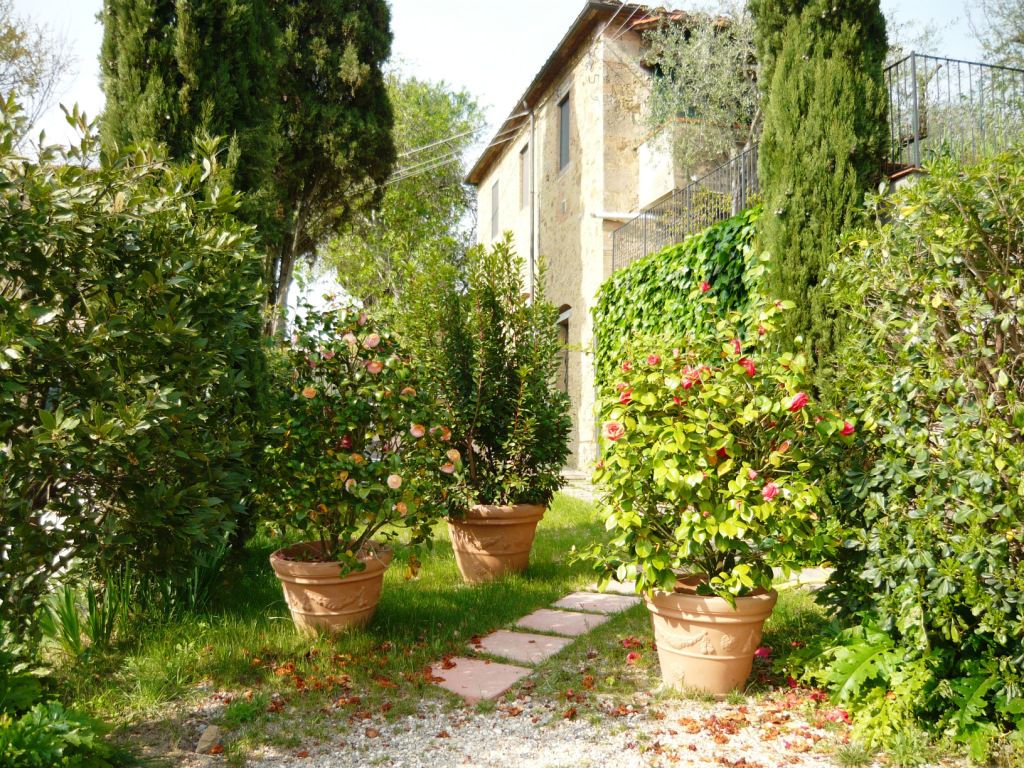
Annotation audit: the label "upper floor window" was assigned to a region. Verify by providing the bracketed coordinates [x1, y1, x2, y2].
[520, 144, 531, 208]
[490, 180, 500, 240]
[558, 94, 570, 171]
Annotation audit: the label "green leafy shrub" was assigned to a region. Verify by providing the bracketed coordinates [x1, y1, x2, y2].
[399, 236, 571, 510]
[815, 148, 1024, 756]
[593, 207, 759, 390]
[585, 295, 848, 599]
[0, 103, 270, 633]
[258, 303, 456, 569]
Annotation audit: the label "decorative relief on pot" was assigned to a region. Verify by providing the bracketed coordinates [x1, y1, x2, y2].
[660, 630, 714, 655]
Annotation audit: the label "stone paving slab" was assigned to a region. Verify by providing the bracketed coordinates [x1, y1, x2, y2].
[516, 608, 609, 637]
[552, 591, 641, 614]
[472, 629, 573, 664]
[429, 657, 532, 704]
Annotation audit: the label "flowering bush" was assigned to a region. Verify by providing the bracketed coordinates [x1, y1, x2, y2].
[259, 303, 458, 571]
[587, 296, 849, 600]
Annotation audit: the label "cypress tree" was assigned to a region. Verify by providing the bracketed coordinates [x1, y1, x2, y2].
[749, 0, 888, 376]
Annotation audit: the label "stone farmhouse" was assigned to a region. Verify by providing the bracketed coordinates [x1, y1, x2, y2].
[467, 2, 684, 472]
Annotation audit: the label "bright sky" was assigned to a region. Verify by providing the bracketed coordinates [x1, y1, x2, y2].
[16, 0, 985, 152]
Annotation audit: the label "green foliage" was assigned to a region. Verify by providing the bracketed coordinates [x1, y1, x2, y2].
[751, 0, 887, 375]
[0, 103, 270, 634]
[593, 207, 760, 391]
[328, 73, 485, 310]
[815, 148, 1024, 756]
[586, 296, 848, 600]
[0, 703, 127, 768]
[258, 304, 455, 567]
[398, 236, 571, 510]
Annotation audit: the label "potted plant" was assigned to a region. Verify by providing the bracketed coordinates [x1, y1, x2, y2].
[260, 302, 457, 633]
[585, 296, 849, 693]
[400, 237, 572, 583]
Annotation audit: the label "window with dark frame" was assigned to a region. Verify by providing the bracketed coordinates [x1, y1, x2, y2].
[490, 179, 499, 239]
[558, 93, 570, 170]
[520, 144, 530, 208]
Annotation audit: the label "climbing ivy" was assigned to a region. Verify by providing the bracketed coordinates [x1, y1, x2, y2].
[593, 207, 760, 389]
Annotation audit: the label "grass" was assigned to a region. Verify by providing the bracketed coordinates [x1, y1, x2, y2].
[55, 494, 606, 736]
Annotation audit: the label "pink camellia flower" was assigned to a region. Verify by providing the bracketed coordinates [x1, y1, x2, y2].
[625, 651, 641, 666]
[410, 423, 426, 438]
[615, 381, 629, 392]
[440, 462, 456, 474]
[362, 333, 381, 350]
[446, 448, 461, 463]
[730, 338, 742, 355]
[840, 420, 856, 437]
[395, 501, 408, 516]
[748, 468, 758, 481]
[754, 646, 772, 659]
[672, 347, 681, 358]
[431, 425, 452, 441]
[301, 386, 317, 399]
[647, 354, 661, 366]
[762, 482, 780, 501]
[366, 360, 384, 375]
[401, 386, 416, 397]
[340, 435, 353, 450]
[602, 421, 625, 442]
[387, 474, 402, 490]
[788, 392, 809, 412]
[322, 350, 336, 360]
[619, 388, 632, 405]
[357, 311, 368, 327]
[739, 357, 756, 377]
[621, 360, 633, 372]
[342, 332, 358, 347]
[700, 281, 711, 293]
[345, 478, 356, 492]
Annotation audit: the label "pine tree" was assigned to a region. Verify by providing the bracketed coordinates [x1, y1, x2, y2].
[749, 0, 888, 377]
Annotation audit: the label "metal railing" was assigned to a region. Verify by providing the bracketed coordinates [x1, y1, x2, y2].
[611, 143, 758, 271]
[884, 52, 1024, 170]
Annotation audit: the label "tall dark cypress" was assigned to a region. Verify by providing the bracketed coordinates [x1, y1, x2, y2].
[749, 0, 888, 378]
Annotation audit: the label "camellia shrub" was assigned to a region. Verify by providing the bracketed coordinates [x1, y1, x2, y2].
[398, 236, 571, 511]
[258, 303, 458, 570]
[0, 103, 270, 634]
[593, 206, 760, 390]
[812, 149, 1024, 757]
[585, 293, 850, 600]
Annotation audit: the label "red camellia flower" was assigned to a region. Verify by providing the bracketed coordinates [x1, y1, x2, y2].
[716, 447, 728, 459]
[788, 392, 809, 412]
[625, 651, 641, 665]
[730, 338, 742, 355]
[619, 388, 632, 405]
[647, 354, 661, 366]
[700, 281, 711, 293]
[672, 396, 682, 405]
[739, 357, 756, 377]
[340, 434, 353, 449]
[758, 324, 767, 337]
[840, 420, 856, 436]
[762, 482, 780, 501]
[602, 421, 625, 442]
[754, 646, 772, 659]
[621, 360, 633, 372]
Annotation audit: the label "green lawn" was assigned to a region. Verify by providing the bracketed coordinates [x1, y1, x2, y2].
[52, 493, 831, 763]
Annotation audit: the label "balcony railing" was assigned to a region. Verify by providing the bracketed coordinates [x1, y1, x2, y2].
[611, 53, 1024, 271]
[611, 143, 758, 271]
[884, 52, 1024, 170]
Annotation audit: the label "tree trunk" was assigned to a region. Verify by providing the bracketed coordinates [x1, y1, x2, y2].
[264, 196, 306, 337]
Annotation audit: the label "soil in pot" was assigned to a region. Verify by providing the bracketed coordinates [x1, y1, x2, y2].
[646, 576, 778, 695]
[270, 541, 393, 634]
[446, 504, 545, 584]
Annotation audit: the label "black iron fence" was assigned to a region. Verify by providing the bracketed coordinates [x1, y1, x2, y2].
[611, 143, 758, 271]
[884, 52, 1024, 170]
[611, 53, 1024, 271]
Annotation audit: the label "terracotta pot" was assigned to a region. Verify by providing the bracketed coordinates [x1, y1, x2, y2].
[269, 542, 392, 634]
[446, 504, 545, 584]
[646, 577, 777, 695]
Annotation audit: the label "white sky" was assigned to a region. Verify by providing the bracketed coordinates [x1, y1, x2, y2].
[15, 0, 985, 154]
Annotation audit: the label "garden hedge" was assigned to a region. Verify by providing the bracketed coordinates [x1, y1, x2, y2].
[593, 207, 760, 390]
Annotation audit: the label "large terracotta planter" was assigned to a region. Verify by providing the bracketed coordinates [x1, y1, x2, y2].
[446, 504, 545, 583]
[646, 577, 778, 695]
[270, 542, 392, 634]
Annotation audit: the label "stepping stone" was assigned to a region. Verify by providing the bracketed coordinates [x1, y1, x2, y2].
[472, 629, 573, 664]
[552, 591, 641, 614]
[586, 580, 638, 595]
[516, 608, 609, 637]
[429, 657, 532, 704]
